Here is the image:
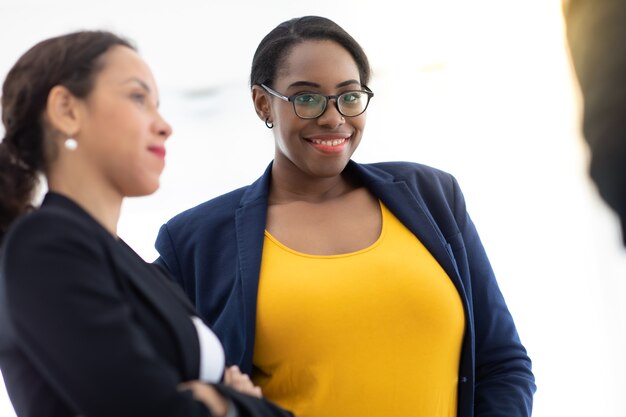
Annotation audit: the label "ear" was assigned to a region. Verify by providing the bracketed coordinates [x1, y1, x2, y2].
[251, 85, 272, 123]
[45, 85, 82, 137]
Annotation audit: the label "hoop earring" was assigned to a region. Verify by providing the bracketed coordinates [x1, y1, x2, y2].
[64, 137, 78, 151]
[265, 118, 274, 129]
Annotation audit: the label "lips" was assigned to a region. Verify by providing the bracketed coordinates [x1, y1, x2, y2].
[304, 133, 351, 153]
[309, 137, 347, 147]
[148, 145, 166, 159]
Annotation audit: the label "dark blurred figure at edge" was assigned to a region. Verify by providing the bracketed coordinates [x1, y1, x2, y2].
[564, 0, 626, 244]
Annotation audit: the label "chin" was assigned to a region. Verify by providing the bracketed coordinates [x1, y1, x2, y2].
[312, 160, 350, 178]
[125, 181, 160, 198]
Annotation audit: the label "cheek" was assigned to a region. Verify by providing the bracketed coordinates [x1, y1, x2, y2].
[114, 146, 162, 197]
[101, 112, 146, 150]
[274, 118, 304, 149]
[273, 132, 291, 158]
[84, 109, 123, 146]
[353, 114, 367, 130]
[350, 117, 366, 142]
[274, 102, 305, 129]
[88, 121, 147, 175]
[91, 104, 127, 129]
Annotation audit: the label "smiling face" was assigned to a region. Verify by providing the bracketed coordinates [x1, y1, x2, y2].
[73, 45, 172, 197]
[258, 40, 368, 181]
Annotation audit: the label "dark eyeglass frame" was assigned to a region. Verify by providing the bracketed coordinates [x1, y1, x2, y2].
[260, 83, 374, 119]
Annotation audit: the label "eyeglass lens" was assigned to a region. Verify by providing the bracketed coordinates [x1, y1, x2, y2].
[294, 91, 370, 118]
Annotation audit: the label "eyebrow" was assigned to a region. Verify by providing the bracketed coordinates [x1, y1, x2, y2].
[287, 79, 361, 89]
[122, 77, 160, 107]
[123, 77, 151, 93]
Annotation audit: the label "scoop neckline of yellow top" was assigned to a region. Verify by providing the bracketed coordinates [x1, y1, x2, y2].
[263, 200, 387, 259]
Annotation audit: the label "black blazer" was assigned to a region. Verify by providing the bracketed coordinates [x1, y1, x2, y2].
[0, 192, 291, 417]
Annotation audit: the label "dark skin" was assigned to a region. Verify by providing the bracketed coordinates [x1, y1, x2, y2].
[252, 40, 380, 256]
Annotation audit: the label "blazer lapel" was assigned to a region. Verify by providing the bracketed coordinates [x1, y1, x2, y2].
[112, 240, 201, 380]
[351, 162, 465, 291]
[43, 193, 201, 380]
[233, 163, 272, 369]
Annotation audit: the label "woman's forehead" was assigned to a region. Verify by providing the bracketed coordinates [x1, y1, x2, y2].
[277, 40, 359, 84]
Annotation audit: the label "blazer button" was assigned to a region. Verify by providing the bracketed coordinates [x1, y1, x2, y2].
[460, 376, 468, 383]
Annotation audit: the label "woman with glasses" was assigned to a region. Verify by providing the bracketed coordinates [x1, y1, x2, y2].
[155, 16, 536, 417]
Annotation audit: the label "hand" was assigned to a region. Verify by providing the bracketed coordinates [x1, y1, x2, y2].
[224, 365, 263, 398]
[178, 380, 229, 417]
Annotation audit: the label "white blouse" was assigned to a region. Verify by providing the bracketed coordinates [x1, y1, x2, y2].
[190, 316, 225, 383]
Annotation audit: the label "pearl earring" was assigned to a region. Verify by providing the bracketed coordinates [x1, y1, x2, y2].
[64, 138, 78, 151]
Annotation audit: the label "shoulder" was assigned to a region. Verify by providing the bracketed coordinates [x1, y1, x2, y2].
[4, 204, 99, 251]
[2, 205, 109, 275]
[359, 161, 459, 194]
[356, 161, 468, 229]
[161, 162, 275, 238]
[359, 160, 453, 180]
[163, 163, 273, 233]
[163, 185, 250, 232]
[0, 204, 117, 307]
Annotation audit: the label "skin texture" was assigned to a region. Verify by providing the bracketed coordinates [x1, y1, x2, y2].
[252, 40, 380, 256]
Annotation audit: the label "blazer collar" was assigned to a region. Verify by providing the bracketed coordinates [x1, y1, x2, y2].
[239, 162, 273, 206]
[236, 160, 463, 286]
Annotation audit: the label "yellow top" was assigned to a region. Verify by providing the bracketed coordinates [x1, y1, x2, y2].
[253, 202, 465, 417]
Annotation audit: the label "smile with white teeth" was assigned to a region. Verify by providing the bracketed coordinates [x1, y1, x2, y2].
[310, 138, 347, 146]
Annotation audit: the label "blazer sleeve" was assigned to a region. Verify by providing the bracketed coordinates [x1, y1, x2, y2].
[2, 212, 291, 417]
[450, 177, 536, 416]
[154, 222, 188, 290]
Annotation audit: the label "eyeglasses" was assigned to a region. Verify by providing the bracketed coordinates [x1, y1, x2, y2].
[260, 83, 374, 119]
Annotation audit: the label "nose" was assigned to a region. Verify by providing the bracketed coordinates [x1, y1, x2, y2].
[317, 98, 345, 128]
[154, 111, 173, 139]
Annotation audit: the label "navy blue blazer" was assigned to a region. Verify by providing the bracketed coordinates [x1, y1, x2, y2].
[155, 160, 536, 417]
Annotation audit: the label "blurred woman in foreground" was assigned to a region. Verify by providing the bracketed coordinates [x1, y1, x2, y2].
[0, 30, 291, 417]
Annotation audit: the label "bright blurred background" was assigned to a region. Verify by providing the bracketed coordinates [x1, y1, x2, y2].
[1, 1, 625, 416]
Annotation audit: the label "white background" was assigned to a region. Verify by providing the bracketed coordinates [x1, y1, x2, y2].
[1, 1, 625, 416]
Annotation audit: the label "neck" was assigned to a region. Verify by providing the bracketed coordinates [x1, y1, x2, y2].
[269, 161, 356, 204]
[47, 173, 123, 237]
